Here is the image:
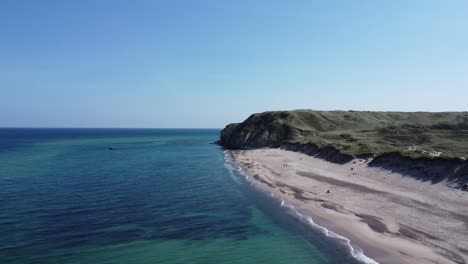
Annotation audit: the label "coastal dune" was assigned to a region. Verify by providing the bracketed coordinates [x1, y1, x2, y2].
[230, 148, 468, 264]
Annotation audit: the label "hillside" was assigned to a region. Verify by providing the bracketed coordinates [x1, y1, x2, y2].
[219, 110, 468, 188]
[219, 110, 468, 159]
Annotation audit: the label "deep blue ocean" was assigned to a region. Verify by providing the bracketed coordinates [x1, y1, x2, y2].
[0, 128, 361, 264]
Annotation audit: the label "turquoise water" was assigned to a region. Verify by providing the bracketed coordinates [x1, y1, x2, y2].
[0, 129, 360, 263]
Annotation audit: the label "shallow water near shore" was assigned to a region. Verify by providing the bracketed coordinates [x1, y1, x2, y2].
[0, 128, 362, 264]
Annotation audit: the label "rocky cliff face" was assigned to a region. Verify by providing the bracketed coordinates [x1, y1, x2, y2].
[219, 112, 297, 149]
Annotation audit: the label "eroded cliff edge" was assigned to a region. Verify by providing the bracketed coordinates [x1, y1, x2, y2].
[218, 110, 468, 189]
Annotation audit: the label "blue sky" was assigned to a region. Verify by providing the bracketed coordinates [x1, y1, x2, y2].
[1, 0, 467, 128]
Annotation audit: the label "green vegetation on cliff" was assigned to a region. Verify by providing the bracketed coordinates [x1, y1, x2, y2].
[219, 110, 468, 159]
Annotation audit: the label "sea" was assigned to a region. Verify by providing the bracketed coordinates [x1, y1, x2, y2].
[0, 128, 366, 264]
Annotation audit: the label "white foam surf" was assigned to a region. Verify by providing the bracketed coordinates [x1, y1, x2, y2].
[280, 199, 379, 264]
[223, 150, 379, 264]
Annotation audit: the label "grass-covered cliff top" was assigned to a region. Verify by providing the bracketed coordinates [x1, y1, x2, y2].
[220, 110, 468, 159]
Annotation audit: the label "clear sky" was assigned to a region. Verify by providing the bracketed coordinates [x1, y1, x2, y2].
[1, 0, 467, 128]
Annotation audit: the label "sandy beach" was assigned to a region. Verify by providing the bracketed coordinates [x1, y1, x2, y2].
[230, 148, 468, 264]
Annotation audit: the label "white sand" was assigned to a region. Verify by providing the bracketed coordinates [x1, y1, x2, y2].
[230, 148, 468, 264]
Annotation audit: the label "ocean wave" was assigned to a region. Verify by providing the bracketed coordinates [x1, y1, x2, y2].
[223, 150, 379, 264]
[281, 200, 379, 264]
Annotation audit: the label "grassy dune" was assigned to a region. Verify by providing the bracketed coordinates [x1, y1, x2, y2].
[221, 110, 468, 159]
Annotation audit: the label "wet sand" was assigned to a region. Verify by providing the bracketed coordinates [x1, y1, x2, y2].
[230, 148, 468, 264]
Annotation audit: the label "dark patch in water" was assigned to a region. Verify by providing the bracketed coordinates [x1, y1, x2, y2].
[0, 129, 365, 264]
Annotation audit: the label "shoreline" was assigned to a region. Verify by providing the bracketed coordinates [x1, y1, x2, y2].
[225, 151, 380, 264]
[227, 148, 468, 264]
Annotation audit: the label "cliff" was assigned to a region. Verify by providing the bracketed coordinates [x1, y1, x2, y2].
[219, 110, 468, 188]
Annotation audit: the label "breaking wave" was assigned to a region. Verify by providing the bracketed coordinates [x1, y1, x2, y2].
[223, 150, 379, 264]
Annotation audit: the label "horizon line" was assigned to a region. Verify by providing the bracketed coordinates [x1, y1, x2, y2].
[0, 127, 222, 130]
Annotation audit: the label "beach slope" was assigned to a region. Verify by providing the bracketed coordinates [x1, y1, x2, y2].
[231, 148, 468, 264]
